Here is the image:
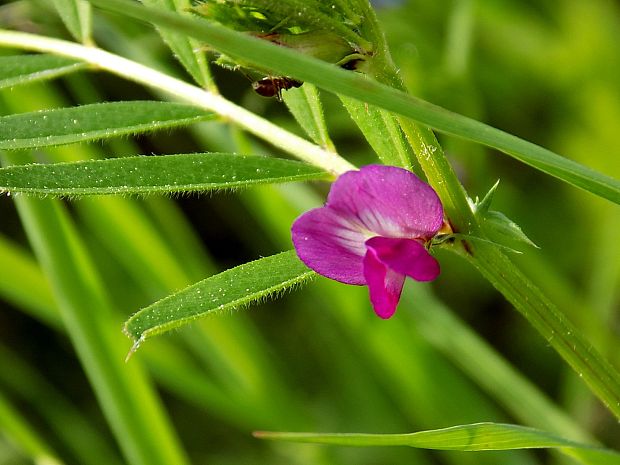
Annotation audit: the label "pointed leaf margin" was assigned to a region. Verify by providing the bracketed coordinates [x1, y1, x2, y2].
[0, 55, 86, 90]
[124, 251, 315, 352]
[0, 101, 214, 150]
[0, 153, 331, 196]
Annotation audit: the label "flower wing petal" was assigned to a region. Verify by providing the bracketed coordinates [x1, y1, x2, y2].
[326, 165, 443, 239]
[363, 244, 405, 319]
[292, 206, 367, 284]
[365, 236, 440, 282]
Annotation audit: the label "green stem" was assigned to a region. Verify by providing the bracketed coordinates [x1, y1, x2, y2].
[399, 120, 475, 231]
[465, 245, 620, 419]
[359, 3, 620, 420]
[77, 0, 620, 205]
[0, 29, 354, 176]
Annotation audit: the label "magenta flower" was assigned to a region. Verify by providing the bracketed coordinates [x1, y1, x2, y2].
[291, 165, 443, 319]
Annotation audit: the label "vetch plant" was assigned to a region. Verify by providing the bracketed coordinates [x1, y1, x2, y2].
[0, 1, 619, 465]
[292, 165, 443, 319]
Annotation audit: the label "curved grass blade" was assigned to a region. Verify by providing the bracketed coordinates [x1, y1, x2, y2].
[0, 153, 330, 196]
[0, 101, 213, 150]
[140, 0, 214, 89]
[282, 84, 335, 151]
[124, 251, 314, 352]
[51, 0, 92, 44]
[255, 423, 620, 465]
[0, 55, 86, 90]
[86, 0, 620, 205]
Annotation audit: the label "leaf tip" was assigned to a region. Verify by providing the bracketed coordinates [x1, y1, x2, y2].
[476, 179, 501, 214]
[123, 329, 144, 362]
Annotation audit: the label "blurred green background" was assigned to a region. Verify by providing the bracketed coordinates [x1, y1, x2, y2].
[0, 0, 618, 464]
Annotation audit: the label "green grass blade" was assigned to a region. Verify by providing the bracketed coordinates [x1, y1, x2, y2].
[255, 422, 620, 465]
[0, 345, 123, 465]
[0, 153, 330, 196]
[124, 251, 314, 349]
[340, 96, 416, 171]
[139, 0, 214, 90]
[0, 235, 57, 326]
[0, 233, 281, 435]
[86, 0, 620, 205]
[0, 101, 213, 150]
[466, 244, 620, 420]
[51, 0, 92, 44]
[0, 55, 86, 89]
[3, 153, 190, 465]
[282, 84, 335, 151]
[407, 287, 590, 442]
[0, 391, 64, 465]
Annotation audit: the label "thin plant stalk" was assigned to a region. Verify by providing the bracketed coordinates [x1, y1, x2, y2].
[0, 29, 353, 176]
[359, 4, 620, 421]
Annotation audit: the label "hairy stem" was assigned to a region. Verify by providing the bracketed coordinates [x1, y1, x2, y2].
[0, 29, 354, 176]
[359, 3, 620, 420]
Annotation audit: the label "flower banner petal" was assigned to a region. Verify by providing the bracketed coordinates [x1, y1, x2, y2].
[326, 165, 443, 240]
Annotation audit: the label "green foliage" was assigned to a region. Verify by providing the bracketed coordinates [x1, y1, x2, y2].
[192, 0, 366, 45]
[140, 0, 214, 89]
[340, 96, 416, 171]
[0, 1, 619, 464]
[474, 181, 538, 250]
[0, 153, 329, 196]
[282, 83, 335, 150]
[87, 0, 620, 205]
[51, 0, 92, 43]
[0, 101, 213, 150]
[481, 210, 538, 250]
[0, 392, 63, 465]
[257, 422, 620, 465]
[124, 251, 314, 347]
[5, 154, 189, 465]
[0, 55, 86, 90]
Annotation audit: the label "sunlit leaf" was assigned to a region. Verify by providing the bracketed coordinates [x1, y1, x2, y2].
[0, 153, 330, 196]
[0, 101, 214, 150]
[255, 422, 620, 465]
[124, 251, 314, 350]
[0, 55, 86, 90]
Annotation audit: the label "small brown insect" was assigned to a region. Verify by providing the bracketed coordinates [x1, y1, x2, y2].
[252, 77, 302, 100]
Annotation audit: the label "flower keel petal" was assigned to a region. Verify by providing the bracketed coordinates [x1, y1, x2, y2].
[363, 245, 406, 319]
[365, 236, 440, 282]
